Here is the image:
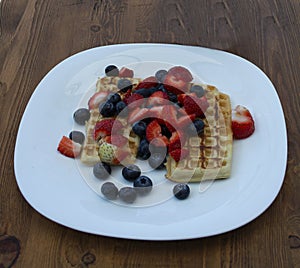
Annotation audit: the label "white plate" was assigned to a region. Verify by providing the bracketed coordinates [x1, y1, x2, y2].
[14, 43, 287, 240]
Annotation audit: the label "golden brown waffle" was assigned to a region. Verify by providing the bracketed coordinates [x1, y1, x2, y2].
[165, 84, 233, 182]
[80, 76, 141, 165]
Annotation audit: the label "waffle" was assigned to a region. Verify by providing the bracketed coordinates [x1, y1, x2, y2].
[165, 84, 233, 182]
[80, 76, 141, 165]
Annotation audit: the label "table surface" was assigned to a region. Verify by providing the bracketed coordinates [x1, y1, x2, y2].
[1, 0, 299, 267]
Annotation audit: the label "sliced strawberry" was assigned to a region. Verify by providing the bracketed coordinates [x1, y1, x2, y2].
[88, 91, 109, 110]
[103, 135, 128, 147]
[177, 114, 196, 129]
[165, 121, 176, 132]
[57, 136, 81, 158]
[168, 131, 185, 152]
[150, 136, 169, 147]
[164, 73, 188, 95]
[177, 92, 197, 105]
[162, 105, 178, 126]
[183, 95, 209, 117]
[232, 105, 255, 139]
[168, 66, 193, 82]
[123, 93, 144, 107]
[135, 76, 158, 90]
[119, 67, 134, 78]
[128, 107, 149, 124]
[169, 148, 189, 162]
[94, 119, 123, 140]
[146, 120, 162, 142]
[147, 91, 169, 106]
[147, 106, 164, 119]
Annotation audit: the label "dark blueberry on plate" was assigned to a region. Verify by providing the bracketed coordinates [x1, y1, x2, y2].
[119, 187, 137, 203]
[108, 93, 121, 104]
[105, 65, 119, 77]
[155, 69, 168, 83]
[101, 182, 118, 200]
[148, 153, 166, 170]
[73, 108, 90, 125]
[115, 101, 127, 115]
[117, 78, 133, 92]
[173, 183, 190, 200]
[93, 162, 111, 179]
[132, 121, 147, 137]
[69, 130, 85, 144]
[133, 176, 153, 195]
[190, 85, 205, 98]
[99, 101, 116, 117]
[137, 138, 151, 160]
[122, 164, 141, 182]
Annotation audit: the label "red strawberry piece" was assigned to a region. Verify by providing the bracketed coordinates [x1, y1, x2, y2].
[231, 105, 255, 139]
[123, 93, 144, 107]
[135, 76, 158, 90]
[128, 107, 149, 124]
[88, 91, 109, 110]
[162, 105, 178, 125]
[168, 66, 193, 82]
[147, 91, 169, 106]
[103, 135, 128, 147]
[169, 148, 189, 162]
[177, 114, 196, 129]
[183, 95, 209, 117]
[57, 136, 81, 158]
[147, 106, 164, 119]
[119, 67, 134, 78]
[94, 119, 123, 140]
[165, 121, 176, 132]
[168, 131, 186, 152]
[177, 92, 197, 105]
[150, 136, 169, 147]
[164, 73, 188, 95]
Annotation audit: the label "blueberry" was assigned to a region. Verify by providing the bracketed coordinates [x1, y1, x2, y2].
[108, 93, 121, 104]
[137, 139, 151, 160]
[161, 124, 172, 139]
[93, 162, 111, 179]
[69, 131, 85, 144]
[188, 119, 205, 136]
[155, 83, 167, 93]
[101, 182, 118, 200]
[73, 108, 90, 125]
[133, 176, 153, 195]
[134, 88, 153, 98]
[99, 101, 116, 117]
[190, 85, 205, 98]
[155, 69, 168, 83]
[115, 101, 127, 115]
[119, 187, 137, 203]
[173, 184, 190, 200]
[132, 121, 147, 137]
[105, 65, 119, 77]
[117, 78, 132, 92]
[122, 165, 141, 182]
[167, 92, 178, 103]
[148, 153, 166, 169]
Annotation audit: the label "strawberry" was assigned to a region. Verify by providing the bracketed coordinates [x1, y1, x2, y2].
[177, 114, 196, 129]
[231, 105, 255, 139]
[151, 136, 169, 147]
[177, 92, 197, 105]
[88, 91, 109, 110]
[123, 93, 144, 108]
[183, 95, 209, 117]
[147, 106, 164, 119]
[147, 91, 169, 106]
[94, 119, 123, 140]
[57, 136, 81, 158]
[103, 135, 128, 147]
[128, 107, 149, 124]
[168, 66, 193, 82]
[162, 105, 178, 127]
[169, 148, 189, 162]
[168, 131, 186, 152]
[146, 120, 169, 147]
[164, 73, 188, 95]
[119, 67, 134, 78]
[135, 76, 158, 90]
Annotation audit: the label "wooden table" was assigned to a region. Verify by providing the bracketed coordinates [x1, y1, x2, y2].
[1, 0, 299, 267]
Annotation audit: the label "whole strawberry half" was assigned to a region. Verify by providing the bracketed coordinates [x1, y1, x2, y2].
[167, 66, 193, 82]
[231, 105, 255, 139]
[88, 91, 109, 110]
[57, 136, 81, 158]
[119, 67, 134, 78]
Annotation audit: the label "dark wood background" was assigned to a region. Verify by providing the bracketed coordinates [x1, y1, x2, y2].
[1, 0, 299, 267]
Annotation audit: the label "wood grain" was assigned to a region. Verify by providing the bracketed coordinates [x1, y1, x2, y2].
[0, 0, 299, 267]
